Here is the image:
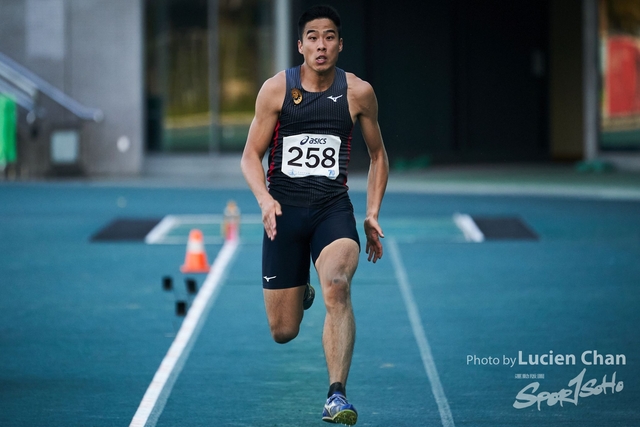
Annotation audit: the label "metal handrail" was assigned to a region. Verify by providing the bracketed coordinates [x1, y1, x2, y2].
[0, 51, 103, 123]
[0, 78, 35, 112]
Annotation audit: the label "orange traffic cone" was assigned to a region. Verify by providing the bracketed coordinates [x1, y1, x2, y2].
[180, 229, 210, 273]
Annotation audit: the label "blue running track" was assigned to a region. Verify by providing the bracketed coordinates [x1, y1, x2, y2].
[1, 181, 639, 426]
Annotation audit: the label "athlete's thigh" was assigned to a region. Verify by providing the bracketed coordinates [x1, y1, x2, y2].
[263, 285, 306, 334]
[262, 203, 311, 328]
[262, 203, 310, 290]
[309, 195, 360, 266]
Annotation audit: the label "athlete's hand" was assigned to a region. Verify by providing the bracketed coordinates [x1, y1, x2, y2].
[260, 196, 282, 240]
[364, 217, 384, 263]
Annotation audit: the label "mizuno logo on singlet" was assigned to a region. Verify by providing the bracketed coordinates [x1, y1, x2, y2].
[327, 95, 343, 102]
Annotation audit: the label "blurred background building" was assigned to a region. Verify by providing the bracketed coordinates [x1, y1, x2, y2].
[0, 0, 639, 177]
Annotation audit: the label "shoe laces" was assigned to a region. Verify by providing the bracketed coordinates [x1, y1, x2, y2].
[327, 393, 348, 407]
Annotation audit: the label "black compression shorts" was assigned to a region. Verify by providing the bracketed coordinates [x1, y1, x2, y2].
[262, 194, 360, 290]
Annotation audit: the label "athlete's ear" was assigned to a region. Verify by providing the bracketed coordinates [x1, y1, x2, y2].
[339, 38, 343, 52]
[298, 39, 303, 54]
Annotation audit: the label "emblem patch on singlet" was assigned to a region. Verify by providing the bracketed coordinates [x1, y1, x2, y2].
[291, 88, 303, 105]
[282, 134, 341, 179]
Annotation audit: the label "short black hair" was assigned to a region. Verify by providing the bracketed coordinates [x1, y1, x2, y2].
[297, 5, 342, 41]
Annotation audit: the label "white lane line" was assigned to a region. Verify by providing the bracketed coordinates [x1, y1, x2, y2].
[168, 214, 263, 224]
[152, 236, 225, 246]
[129, 237, 240, 427]
[388, 238, 456, 427]
[453, 213, 484, 242]
[145, 214, 264, 245]
[145, 215, 178, 244]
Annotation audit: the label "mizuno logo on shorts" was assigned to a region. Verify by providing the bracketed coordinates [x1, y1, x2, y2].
[263, 276, 277, 282]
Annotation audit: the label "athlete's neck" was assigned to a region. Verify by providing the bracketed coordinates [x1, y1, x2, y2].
[300, 63, 335, 93]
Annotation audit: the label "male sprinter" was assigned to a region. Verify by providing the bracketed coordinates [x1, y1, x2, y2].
[241, 5, 388, 425]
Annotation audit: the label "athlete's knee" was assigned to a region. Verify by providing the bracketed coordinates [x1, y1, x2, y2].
[323, 275, 351, 308]
[270, 323, 300, 344]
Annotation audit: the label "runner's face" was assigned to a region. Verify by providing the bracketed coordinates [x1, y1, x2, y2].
[298, 18, 342, 73]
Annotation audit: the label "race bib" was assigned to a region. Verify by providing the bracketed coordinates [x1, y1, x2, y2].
[281, 134, 341, 179]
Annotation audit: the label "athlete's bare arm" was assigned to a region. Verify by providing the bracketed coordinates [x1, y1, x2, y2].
[241, 72, 286, 241]
[347, 73, 389, 263]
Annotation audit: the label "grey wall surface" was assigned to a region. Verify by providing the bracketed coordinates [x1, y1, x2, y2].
[0, 0, 143, 176]
[69, 0, 143, 176]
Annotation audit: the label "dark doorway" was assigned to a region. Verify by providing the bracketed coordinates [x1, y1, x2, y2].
[365, 0, 550, 167]
[453, 0, 550, 163]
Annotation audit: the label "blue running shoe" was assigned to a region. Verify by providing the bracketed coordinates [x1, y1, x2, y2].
[303, 283, 315, 310]
[322, 393, 358, 425]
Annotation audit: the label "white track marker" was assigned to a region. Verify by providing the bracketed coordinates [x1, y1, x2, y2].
[145, 215, 178, 244]
[388, 238, 456, 427]
[129, 237, 240, 427]
[145, 214, 264, 245]
[453, 213, 484, 242]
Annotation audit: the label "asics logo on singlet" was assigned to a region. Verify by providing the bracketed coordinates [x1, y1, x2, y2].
[300, 135, 327, 145]
[327, 94, 343, 102]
